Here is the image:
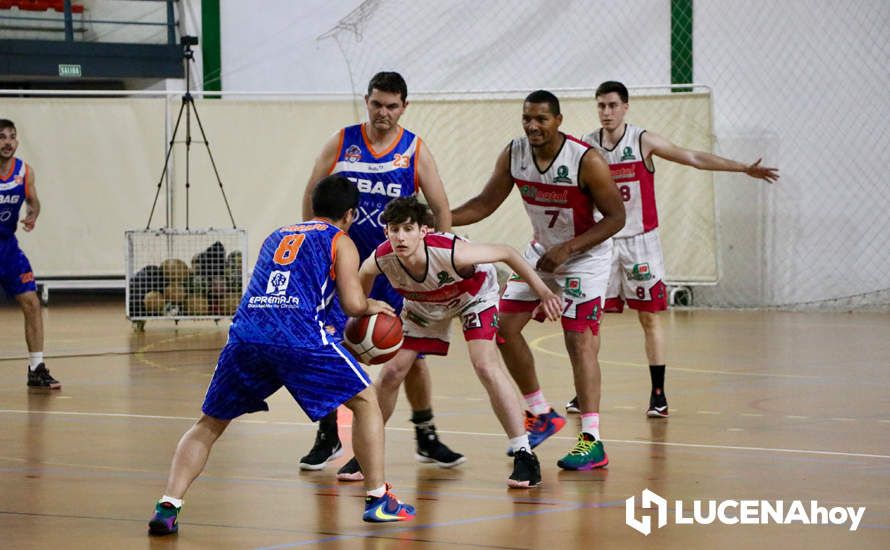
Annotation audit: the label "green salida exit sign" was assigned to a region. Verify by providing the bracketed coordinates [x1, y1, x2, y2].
[58, 64, 82, 78]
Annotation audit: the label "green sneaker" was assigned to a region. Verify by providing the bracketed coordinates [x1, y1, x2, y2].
[148, 501, 180, 535]
[557, 432, 609, 470]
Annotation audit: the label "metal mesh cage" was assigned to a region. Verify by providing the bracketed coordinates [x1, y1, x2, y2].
[125, 229, 247, 321]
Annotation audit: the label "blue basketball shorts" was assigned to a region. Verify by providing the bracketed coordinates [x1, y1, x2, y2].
[201, 340, 372, 422]
[0, 236, 37, 297]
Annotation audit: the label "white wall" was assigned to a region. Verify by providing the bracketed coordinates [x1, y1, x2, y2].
[219, 0, 671, 93]
[693, 0, 890, 307]
[213, 0, 890, 308]
[219, 0, 360, 93]
[11, 0, 887, 309]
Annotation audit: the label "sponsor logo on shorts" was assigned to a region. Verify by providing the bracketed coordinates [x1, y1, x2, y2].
[461, 311, 482, 331]
[565, 277, 584, 298]
[345, 144, 362, 163]
[626, 263, 652, 281]
[554, 164, 573, 184]
[405, 309, 429, 327]
[19, 271, 34, 284]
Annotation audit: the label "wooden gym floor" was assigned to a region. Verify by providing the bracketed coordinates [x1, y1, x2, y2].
[1, 295, 889, 549]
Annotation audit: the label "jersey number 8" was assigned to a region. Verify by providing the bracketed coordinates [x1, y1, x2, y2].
[273, 234, 305, 266]
[619, 185, 631, 202]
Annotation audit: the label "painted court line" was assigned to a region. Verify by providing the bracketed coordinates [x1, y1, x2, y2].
[528, 333, 820, 379]
[253, 500, 625, 550]
[2, 409, 888, 460]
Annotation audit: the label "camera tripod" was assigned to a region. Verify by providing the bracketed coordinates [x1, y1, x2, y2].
[146, 36, 237, 230]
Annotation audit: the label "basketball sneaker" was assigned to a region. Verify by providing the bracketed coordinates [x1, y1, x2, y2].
[27, 363, 61, 389]
[507, 448, 542, 488]
[565, 396, 580, 414]
[507, 409, 566, 456]
[298, 430, 343, 470]
[647, 389, 669, 418]
[415, 426, 466, 468]
[148, 501, 180, 536]
[557, 433, 609, 471]
[336, 456, 364, 482]
[362, 483, 415, 523]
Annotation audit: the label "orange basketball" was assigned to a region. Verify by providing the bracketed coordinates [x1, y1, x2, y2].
[342, 313, 403, 365]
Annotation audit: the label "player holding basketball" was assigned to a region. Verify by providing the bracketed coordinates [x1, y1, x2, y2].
[339, 196, 562, 487]
[300, 72, 463, 479]
[563, 81, 779, 418]
[0, 119, 59, 389]
[148, 175, 415, 535]
[451, 91, 625, 471]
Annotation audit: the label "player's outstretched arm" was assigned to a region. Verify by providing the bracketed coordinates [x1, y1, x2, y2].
[21, 164, 39, 232]
[334, 235, 394, 317]
[415, 140, 452, 232]
[643, 131, 779, 183]
[302, 131, 344, 219]
[358, 255, 381, 296]
[453, 239, 561, 321]
[451, 145, 514, 227]
[535, 151, 625, 273]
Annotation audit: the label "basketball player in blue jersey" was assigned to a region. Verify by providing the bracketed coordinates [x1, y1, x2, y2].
[0, 119, 59, 389]
[148, 176, 415, 535]
[299, 72, 463, 479]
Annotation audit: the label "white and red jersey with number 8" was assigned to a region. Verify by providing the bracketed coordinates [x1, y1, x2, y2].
[582, 123, 657, 239]
[509, 134, 611, 259]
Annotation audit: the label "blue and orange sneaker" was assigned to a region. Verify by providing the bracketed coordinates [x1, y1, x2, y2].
[148, 500, 180, 535]
[556, 432, 609, 471]
[508, 409, 566, 456]
[363, 484, 416, 523]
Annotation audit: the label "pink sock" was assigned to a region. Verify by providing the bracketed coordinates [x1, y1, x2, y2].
[581, 412, 600, 440]
[524, 389, 550, 416]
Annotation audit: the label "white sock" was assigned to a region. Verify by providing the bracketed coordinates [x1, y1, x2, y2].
[524, 389, 550, 416]
[28, 352, 44, 371]
[581, 413, 600, 440]
[367, 484, 387, 498]
[509, 434, 531, 454]
[160, 495, 183, 508]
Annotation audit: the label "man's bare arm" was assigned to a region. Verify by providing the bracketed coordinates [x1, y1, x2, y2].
[302, 130, 343, 219]
[415, 139, 452, 232]
[334, 235, 393, 317]
[643, 131, 779, 183]
[21, 164, 39, 232]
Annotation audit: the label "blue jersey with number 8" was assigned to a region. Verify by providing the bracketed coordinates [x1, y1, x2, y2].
[229, 220, 343, 348]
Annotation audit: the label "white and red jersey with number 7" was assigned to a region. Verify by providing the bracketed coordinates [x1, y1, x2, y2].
[582, 123, 657, 239]
[509, 134, 610, 259]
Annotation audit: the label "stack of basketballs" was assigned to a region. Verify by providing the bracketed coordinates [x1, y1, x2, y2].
[129, 241, 243, 318]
